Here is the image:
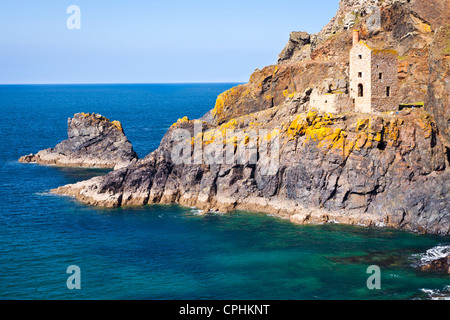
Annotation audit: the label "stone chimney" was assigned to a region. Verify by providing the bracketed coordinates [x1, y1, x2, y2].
[353, 30, 360, 46]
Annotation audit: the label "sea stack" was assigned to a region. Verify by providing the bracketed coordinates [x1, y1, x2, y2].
[19, 112, 138, 170]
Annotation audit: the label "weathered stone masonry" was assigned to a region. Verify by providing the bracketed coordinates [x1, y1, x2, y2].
[311, 30, 399, 114]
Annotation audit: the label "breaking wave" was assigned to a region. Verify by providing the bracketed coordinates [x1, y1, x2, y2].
[410, 245, 450, 267]
[420, 286, 450, 300]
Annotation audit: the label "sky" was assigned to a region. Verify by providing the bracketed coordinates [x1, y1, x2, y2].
[0, 0, 339, 84]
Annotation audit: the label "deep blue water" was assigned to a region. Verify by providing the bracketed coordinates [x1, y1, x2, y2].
[0, 84, 448, 300]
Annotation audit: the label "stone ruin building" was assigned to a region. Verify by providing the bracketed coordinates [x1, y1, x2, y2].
[310, 30, 399, 113]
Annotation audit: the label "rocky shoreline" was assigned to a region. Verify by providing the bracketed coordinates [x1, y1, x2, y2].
[52, 107, 450, 235]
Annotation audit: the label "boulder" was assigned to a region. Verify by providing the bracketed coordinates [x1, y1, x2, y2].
[420, 255, 450, 273]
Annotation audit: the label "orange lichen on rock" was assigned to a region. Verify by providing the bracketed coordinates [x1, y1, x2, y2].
[287, 115, 308, 139]
[416, 112, 435, 139]
[212, 86, 252, 124]
[172, 116, 189, 127]
[111, 120, 124, 133]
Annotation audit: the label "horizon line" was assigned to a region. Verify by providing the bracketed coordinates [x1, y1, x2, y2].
[0, 81, 246, 86]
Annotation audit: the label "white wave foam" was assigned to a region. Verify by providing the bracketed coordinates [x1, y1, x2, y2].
[35, 191, 58, 197]
[420, 287, 450, 300]
[191, 209, 204, 216]
[267, 214, 288, 220]
[413, 245, 450, 265]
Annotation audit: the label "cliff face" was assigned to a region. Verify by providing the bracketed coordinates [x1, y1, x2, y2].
[20, 113, 138, 169]
[427, 25, 450, 143]
[53, 106, 450, 235]
[52, 0, 449, 235]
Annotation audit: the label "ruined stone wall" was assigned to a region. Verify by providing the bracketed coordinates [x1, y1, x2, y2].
[310, 91, 338, 113]
[334, 93, 354, 112]
[309, 91, 354, 113]
[350, 43, 372, 113]
[370, 52, 400, 112]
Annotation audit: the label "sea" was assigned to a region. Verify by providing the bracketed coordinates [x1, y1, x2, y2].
[0, 84, 448, 300]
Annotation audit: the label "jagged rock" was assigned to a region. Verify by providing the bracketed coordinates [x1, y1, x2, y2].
[19, 113, 138, 169]
[283, 87, 313, 113]
[416, 246, 450, 273]
[277, 31, 311, 64]
[420, 256, 450, 273]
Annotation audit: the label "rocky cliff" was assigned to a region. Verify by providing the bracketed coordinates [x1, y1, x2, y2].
[215, 0, 449, 140]
[20, 113, 138, 169]
[51, 0, 449, 235]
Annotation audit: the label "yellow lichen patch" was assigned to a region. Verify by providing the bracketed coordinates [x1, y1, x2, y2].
[286, 111, 354, 157]
[323, 113, 333, 122]
[261, 129, 280, 142]
[359, 41, 373, 51]
[287, 115, 308, 139]
[79, 112, 113, 124]
[373, 49, 398, 56]
[111, 120, 124, 133]
[316, 128, 343, 149]
[305, 126, 334, 143]
[287, 110, 334, 140]
[306, 108, 318, 125]
[221, 118, 238, 130]
[243, 134, 250, 145]
[212, 93, 226, 122]
[218, 119, 240, 147]
[343, 139, 355, 157]
[384, 120, 400, 144]
[223, 135, 238, 148]
[172, 116, 189, 127]
[416, 113, 434, 139]
[371, 132, 383, 142]
[202, 129, 218, 146]
[211, 85, 253, 124]
[410, 14, 432, 33]
[316, 128, 354, 157]
[356, 118, 370, 131]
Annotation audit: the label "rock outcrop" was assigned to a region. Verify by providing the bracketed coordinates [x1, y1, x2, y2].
[20, 113, 138, 169]
[415, 246, 450, 273]
[420, 256, 450, 273]
[51, 0, 449, 235]
[277, 31, 311, 64]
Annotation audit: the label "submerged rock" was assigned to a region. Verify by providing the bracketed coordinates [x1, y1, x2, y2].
[420, 256, 450, 273]
[414, 246, 450, 273]
[19, 113, 138, 169]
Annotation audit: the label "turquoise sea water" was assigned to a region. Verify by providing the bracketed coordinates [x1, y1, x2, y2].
[0, 84, 448, 300]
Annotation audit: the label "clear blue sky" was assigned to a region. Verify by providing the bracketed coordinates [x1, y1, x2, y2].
[0, 0, 339, 84]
